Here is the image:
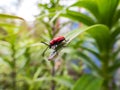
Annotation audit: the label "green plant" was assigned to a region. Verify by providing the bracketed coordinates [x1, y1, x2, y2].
[60, 0, 120, 90]
[37, 0, 75, 90]
[0, 2, 76, 90]
[0, 14, 25, 90]
[0, 0, 120, 90]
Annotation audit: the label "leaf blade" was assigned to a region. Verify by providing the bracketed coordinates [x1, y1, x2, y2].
[0, 14, 24, 21]
[73, 74, 103, 90]
[61, 10, 95, 26]
[71, 0, 99, 20]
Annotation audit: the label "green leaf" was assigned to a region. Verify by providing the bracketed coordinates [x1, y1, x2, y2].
[79, 52, 101, 75]
[0, 14, 24, 21]
[87, 25, 110, 52]
[73, 74, 103, 90]
[96, 0, 119, 26]
[64, 24, 110, 52]
[80, 45, 100, 59]
[112, 9, 120, 26]
[54, 76, 73, 88]
[111, 26, 120, 39]
[71, 0, 99, 20]
[37, 13, 54, 20]
[1, 57, 13, 68]
[0, 23, 18, 28]
[33, 67, 42, 79]
[38, 3, 48, 9]
[108, 57, 120, 73]
[50, 11, 62, 23]
[61, 10, 95, 26]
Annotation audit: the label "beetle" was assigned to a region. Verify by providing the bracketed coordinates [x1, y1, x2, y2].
[49, 36, 65, 48]
[41, 36, 67, 56]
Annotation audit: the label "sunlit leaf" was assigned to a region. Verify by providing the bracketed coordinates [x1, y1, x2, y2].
[0, 14, 24, 21]
[0, 23, 17, 28]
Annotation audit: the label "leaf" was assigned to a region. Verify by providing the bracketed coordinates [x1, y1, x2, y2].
[73, 74, 103, 90]
[38, 3, 48, 9]
[64, 24, 110, 52]
[61, 10, 95, 26]
[0, 23, 18, 28]
[0, 14, 24, 21]
[71, 0, 99, 20]
[54, 76, 73, 88]
[77, 51, 102, 76]
[37, 13, 55, 20]
[50, 11, 62, 23]
[112, 9, 120, 26]
[111, 26, 120, 40]
[70, 0, 119, 27]
[33, 67, 42, 79]
[80, 45, 100, 59]
[1, 57, 13, 68]
[87, 25, 110, 52]
[96, 0, 119, 26]
[108, 57, 120, 73]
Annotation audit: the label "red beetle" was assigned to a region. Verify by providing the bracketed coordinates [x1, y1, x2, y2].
[41, 36, 66, 56]
[49, 36, 65, 48]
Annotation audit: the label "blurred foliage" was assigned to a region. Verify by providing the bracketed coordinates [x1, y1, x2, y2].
[62, 0, 120, 90]
[0, 0, 120, 90]
[0, 0, 82, 90]
[73, 74, 103, 90]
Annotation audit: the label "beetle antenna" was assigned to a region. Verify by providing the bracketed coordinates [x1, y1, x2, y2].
[42, 47, 49, 56]
[41, 41, 49, 46]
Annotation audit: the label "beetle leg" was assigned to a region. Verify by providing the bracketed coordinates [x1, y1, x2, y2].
[63, 45, 67, 47]
[65, 39, 69, 42]
[41, 41, 49, 46]
[42, 47, 49, 56]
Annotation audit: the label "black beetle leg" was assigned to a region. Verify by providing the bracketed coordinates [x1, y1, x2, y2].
[41, 41, 49, 46]
[42, 47, 49, 56]
[65, 39, 69, 42]
[63, 45, 67, 47]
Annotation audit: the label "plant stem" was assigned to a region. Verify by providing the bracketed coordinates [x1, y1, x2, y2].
[51, 61, 55, 90]
[11, 44, 16, 90]
[101, 52, 110, 90]
[102, 79, 109, 90]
